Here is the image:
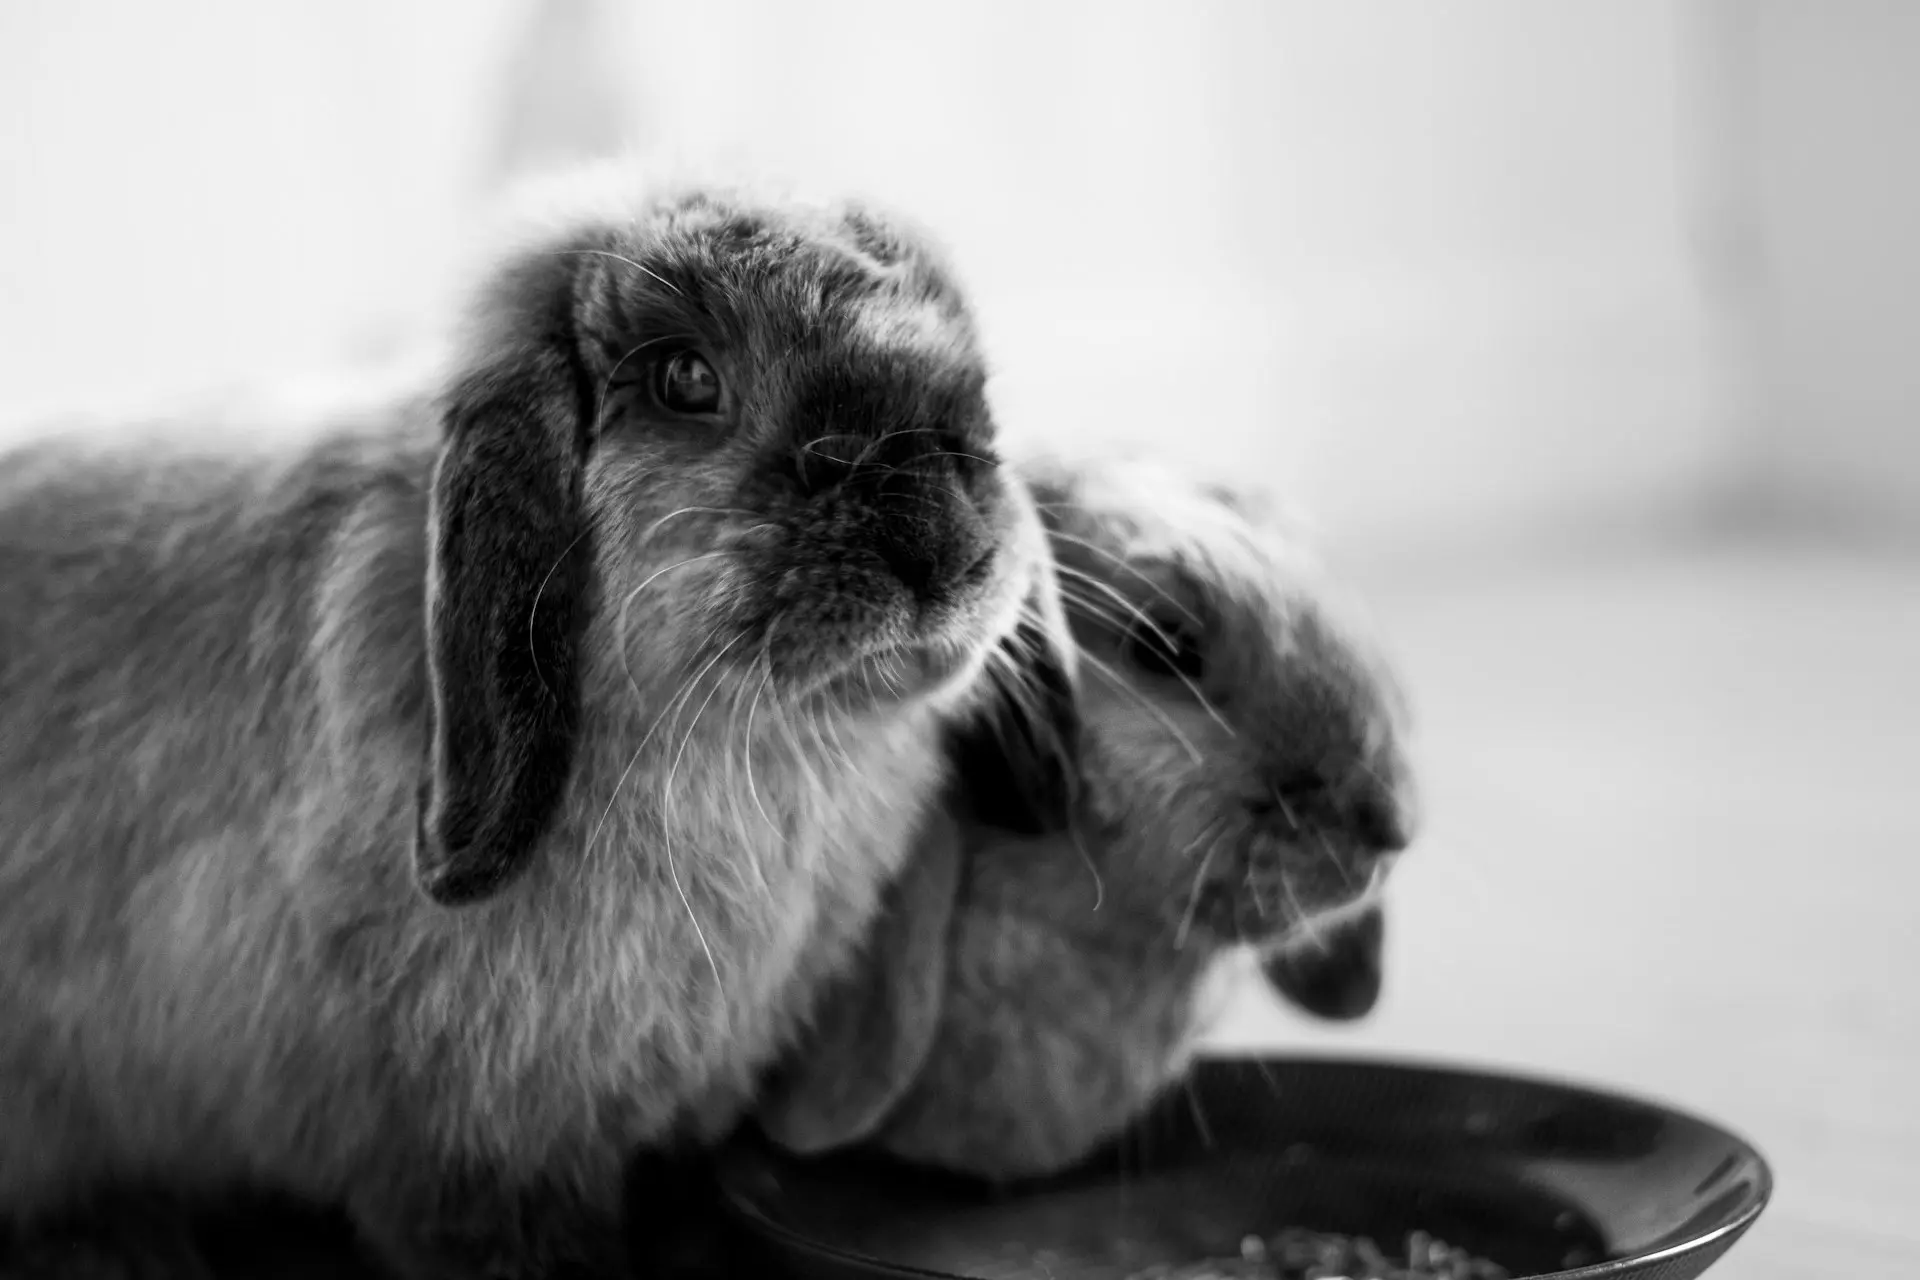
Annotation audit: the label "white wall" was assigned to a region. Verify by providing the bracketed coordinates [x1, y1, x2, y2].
[598, 0, 1739, 563]
[1, 0, 1742, 566]
[1733, 1, 1920, 535]
[0, 0, 521, 413]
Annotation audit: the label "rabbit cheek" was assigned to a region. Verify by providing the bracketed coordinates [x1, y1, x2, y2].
[1201, 823, 1380, 945]
[1162, 803, 1378, 948]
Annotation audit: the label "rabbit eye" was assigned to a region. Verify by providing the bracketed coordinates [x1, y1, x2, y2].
[652, 351, 724, 416]
[1122, 616, 1206, 682]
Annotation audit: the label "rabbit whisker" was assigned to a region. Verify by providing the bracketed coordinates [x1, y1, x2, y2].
[1313, 830, 1354, 892]
[925, 481, 971, 510]
[1066, 814, 1105, 913]
[1243, 857, 1269, 926]
[1174, 838, 1221, 951]
[916, 448, 999, 469]
[1279, 868, 1326, 950]
[1036, 525, 1201, 627]
[797, 709, 836, 787]
[1270, 790, 1299, 829]
[876, 657, 906, 704]
[809, 698, 857, 780]
[527, 519, 598, 702]
[637, 505, 756, 547]
[1053, 573, 1186, 663]
[741, 668, 782, 839]
[1183, 1076, 1217, 1151]
[788, 431, 944, 492]
[796, 434, 862, 463]
[616, 552, 730, 705]
[848, 426, 940, 473]
[558, 247, 685, 297]
[760, 637, 828, 808]
[1054, 575, 1234, 739]
[1049, 580, 1144, 638]
[1352, 747, 1393, 793]
[1252, 1055, 1284, 1102]
[716, 677, 768, 899]
[873, 491, 943, 520]
[798, 425, 923, 476]
[1077, 649, 1205, 768]
[590, 616, 730, 859]
[589, 667, 707, 864]
[980, 640, 1075, 788]
[986, 633, 1065, 741]
[875, 653, 907, 701]
[660, 633, 747, 1010]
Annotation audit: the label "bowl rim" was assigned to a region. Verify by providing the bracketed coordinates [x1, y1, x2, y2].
[719, 1050, 1776, 1280]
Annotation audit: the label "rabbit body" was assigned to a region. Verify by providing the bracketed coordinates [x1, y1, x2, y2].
[0, 175, 1067, 1277]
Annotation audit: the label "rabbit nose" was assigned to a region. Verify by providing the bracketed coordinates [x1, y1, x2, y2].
[1351, 784, 1412, 854]
[875, 507, 995, 604]
[1264, 764, 1414, 855]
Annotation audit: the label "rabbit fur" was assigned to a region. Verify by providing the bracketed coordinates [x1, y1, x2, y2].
[757, 452, 1416, 1182]
[0, 171, 1078, 1277]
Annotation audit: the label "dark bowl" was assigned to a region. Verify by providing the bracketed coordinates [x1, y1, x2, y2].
[717, 1053, 1772, 1280]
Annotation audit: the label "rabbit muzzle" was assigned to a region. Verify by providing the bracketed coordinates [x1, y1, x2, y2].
[748, 456, 1039, 711]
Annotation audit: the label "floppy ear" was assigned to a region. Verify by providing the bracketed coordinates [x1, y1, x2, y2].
[756, 816, 966, 1155]
[414, 340, 595, 907]
[1261, 902, 1386, 1022]
[944, 560, 1082, 836]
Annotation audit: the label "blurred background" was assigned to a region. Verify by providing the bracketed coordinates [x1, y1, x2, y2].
[2, 2, 1913, 1275]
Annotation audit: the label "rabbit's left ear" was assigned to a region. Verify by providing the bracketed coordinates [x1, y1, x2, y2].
[757, 815, 966, 1156]
[1261, 903, 1386, 1022]
[414, 253, 597, 907]
[944, 551, 1082, 836]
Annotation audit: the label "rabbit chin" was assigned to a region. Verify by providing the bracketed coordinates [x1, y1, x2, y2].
[767, 551, 1037, 715]
[777, 615, 1007, 723]
[788, 635, 989, 717]
[1269, 854, 1393, 952]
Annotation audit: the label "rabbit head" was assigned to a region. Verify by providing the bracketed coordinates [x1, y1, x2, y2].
[415, 178, 1073, 905]
[1022, 453, 1415, 950]
[756, 454, 1418, 1178]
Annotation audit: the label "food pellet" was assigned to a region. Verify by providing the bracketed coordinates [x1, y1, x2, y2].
[1125, 1227, 1510, 1280]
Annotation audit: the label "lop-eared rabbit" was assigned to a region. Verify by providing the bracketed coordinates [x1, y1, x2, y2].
[762, 455, 1414, 1180]
[0, 173, 1077, 1277]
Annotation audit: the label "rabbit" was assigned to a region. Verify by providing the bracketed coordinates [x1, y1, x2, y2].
[755, 451, 1416, 1183]
[0, 168, 1078, 1278]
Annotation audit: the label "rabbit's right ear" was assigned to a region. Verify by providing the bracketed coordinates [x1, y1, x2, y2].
[756, 815, 966, 1156]
[414, 317, 596, 908]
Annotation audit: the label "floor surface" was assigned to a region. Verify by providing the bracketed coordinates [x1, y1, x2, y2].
[1207, 533, 1920, 1278]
